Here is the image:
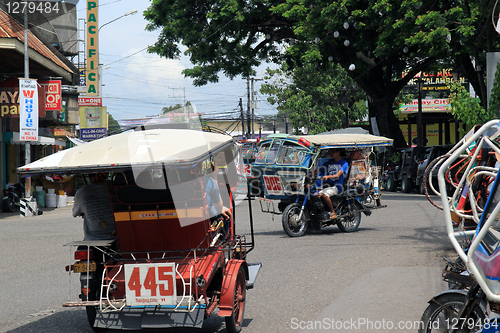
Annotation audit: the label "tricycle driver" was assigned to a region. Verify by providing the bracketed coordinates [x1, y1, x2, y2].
[313, 148, 349, 219]
[73, 173, 116, 241]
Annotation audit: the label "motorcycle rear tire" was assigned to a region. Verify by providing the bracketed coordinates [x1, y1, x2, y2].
[282, 203, 309, 237]
[6, 197, 16, 213]
[418, 292, 486, 333]
[337, 200, 361, 232]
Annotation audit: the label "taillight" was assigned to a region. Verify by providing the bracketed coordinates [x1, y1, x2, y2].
[75, 249, 93, 260]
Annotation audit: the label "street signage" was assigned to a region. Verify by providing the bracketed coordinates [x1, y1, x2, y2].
[78, 97, 102, 106]
[39, 80, 62, 111]
[19, 78, 39, 141]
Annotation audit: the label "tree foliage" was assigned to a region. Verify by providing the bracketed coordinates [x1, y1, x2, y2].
[145, 0, 500, 147]
[108, 113, 121, 135]
[447, 58, 500, 130]
[260, 62, 366, 134]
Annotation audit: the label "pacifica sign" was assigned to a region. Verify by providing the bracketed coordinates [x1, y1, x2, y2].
[86, 0, 98, 96]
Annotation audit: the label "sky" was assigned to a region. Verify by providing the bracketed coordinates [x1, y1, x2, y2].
[74, 0, 278, 122]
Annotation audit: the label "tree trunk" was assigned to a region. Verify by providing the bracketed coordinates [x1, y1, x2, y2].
[367, 95, 407, 148]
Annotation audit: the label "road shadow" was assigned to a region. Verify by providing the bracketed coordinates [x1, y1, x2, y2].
[396, 226, 456, 252]
[382, 193, 430, 202]
[5, 308, 252, 333]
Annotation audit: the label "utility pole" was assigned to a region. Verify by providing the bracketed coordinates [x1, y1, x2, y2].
[24, 10, 30, 197]
[416, 78, 424, 147]
[169, 86, 186, 121]
[251, 78, 255, 139]
[246, 79, 251, 138]
[250, 77, 263, 139]
[239, 98, 245, 139]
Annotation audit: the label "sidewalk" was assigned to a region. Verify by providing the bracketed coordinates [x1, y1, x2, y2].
[0, 201, 74, 219]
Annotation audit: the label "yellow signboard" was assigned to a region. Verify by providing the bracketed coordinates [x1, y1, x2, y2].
[86, 0, 98, 96]
[79, 106, 107, 129]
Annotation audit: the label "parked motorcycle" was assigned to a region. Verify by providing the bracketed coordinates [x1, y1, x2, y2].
[3, 183, 24, 212]
[419, 120, 500, 333]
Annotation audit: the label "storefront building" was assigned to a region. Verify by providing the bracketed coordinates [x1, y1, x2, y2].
[398, 69, 464, 147]
[0, 6, 80, 204]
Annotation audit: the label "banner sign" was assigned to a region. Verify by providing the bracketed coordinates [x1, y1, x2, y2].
[0, 78, 46, 118]
[86, 0, 98, 96]
[78, 97, 102, 106]
[51, 129, 74, 137]
[19, 79, 39, 141]
[39, 80, 61, 111]
[399, 99, 450, 113]
[81, 127, 107, 140]
[79, 105, 107, 140]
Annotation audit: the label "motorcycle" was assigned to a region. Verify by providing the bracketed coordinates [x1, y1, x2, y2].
[3, 183, 24, 212]
[280, 177, 370, 236]
[419, 120, 500, 333]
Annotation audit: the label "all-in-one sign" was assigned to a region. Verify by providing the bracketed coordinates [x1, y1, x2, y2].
[19, 79, 39, 141]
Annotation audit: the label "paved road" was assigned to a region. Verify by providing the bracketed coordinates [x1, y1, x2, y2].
[0, 192, 451, 333]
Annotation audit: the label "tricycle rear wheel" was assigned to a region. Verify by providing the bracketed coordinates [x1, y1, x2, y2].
[337, 200, 361, 232]
[84, 279, 107, 333]
[225, 266, 246, 333]
[282, 203, 309, 237]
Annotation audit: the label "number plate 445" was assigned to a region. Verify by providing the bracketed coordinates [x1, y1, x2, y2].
[124, 263, 177, 306]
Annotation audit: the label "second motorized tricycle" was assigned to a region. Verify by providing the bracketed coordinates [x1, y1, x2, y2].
[250, 131, 393, 237]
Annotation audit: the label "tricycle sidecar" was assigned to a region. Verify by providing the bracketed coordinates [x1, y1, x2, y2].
[17, 127, 260, 332]
[251, 131, 393, 236]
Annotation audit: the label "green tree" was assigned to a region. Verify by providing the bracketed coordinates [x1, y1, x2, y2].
[145, 0, 499, 147]
[108, 113, 121, 135]
[162, 103, 184, 114]
[261, 62, 366, 134]
[447, 58, 500, 130]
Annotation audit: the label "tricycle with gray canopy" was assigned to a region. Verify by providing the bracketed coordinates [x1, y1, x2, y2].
[251, 131, 393, 237]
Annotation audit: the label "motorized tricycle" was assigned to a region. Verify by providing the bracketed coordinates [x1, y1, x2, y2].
[250, 131, 393, 237]
[17, 126, 261, 332]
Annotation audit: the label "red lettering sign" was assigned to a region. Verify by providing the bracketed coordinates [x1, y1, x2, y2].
[22, 90, 34, 98]
[125, 263, 176, 306]
[263, 175, 284, 195]
[40, 81, 62, 111]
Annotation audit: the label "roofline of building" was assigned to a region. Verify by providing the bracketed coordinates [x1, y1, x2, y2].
[0, 37, 73, 82]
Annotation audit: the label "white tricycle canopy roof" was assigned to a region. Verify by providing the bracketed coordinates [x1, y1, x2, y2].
[17, 128, 235, 176]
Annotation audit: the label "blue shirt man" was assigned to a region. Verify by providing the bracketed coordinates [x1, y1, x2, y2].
[315, 148, 349, 219]
[316, 158, 349, 193]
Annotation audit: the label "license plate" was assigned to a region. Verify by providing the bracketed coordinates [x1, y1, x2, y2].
[124, 263, 177, 306]
[73, 261, 96, 273]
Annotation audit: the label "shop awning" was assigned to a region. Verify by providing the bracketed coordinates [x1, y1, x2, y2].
[11, 132, 66, 147]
